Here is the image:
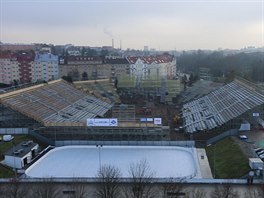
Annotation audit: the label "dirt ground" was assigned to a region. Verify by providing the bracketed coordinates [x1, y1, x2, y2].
[134, 101, 186, 141]
[153, 102, 186, 140]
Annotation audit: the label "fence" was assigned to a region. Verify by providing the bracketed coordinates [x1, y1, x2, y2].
[206, 129, 238, 146]
[0, 177, 261, 184]
[29, 130, 54, 145]
[55, 140, 195, 147]
[0, 128, 28, 135]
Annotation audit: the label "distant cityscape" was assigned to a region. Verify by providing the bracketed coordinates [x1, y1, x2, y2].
[0, 42, 179, 86]
[0, 42, 263, 87]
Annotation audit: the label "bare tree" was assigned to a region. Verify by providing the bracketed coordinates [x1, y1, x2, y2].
[68, 180, 87, 198]
[161, 178, 186, 198]
[94, 165, 122, 198]
[245, 185, 263, 198]
[186, 187, 207, 198]
[2, 179, 28, 198]
[125, 159, 156, 198]
[32, 178, 59, 198]
[0, 183, 5, 197]
[210, 184, 239, 198]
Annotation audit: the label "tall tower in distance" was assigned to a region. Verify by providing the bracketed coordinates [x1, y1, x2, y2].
[112, 39, 114, 48]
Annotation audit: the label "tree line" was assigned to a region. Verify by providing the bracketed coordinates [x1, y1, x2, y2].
[177, 50, 264, 82]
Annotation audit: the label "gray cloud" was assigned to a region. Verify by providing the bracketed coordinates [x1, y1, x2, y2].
[1, 0, 262, 50]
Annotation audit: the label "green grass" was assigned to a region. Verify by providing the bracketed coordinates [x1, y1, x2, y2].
[206, 137, 250, 179]
[257, 139, 264, 148]
[118, 76, 136, 88]
[141, 80, 161, 87]
[167, 80, 182, 94]
[167, 79, 180, 87]
[0, 164, 14, 178]
[165, 80, 182, 102]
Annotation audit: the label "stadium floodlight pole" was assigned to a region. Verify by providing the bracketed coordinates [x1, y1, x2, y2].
[96, 145, 103, 170]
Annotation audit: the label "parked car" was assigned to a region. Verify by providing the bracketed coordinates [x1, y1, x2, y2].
[257, 150, 264, 155]
[254, 148, 263, 153]
[239, 135, 248, 140]
[3, 135, 14, 142]
[258, 153, 264, 159]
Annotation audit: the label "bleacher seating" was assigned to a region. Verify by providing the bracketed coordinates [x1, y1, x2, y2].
[0, 80, 113, 126]
[179, 80, 223, 103]
[182, 80, 264, 133]
[74, 80, 121, 104]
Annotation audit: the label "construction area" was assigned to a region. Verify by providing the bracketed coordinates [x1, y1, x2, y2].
[0, 76, 264, 144]
[0, 79, 173, 142]
[118, 77, 182, 104]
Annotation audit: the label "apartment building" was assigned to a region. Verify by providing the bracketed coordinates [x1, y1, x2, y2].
[127, 55, 177, 80]
[59, 56, 103, 81]
[33, 53, 59, 82]
[59, 56, 130, 81]
[16, 51, 35, 83]
[0, 51, 35, 84]
[0, 53, 19, 85]
[104, 57, 130, 80]
[0, 51, 58, 85]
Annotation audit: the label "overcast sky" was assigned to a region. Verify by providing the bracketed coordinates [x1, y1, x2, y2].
[0, 0, 263, 50]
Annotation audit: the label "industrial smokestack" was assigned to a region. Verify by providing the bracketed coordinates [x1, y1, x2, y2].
[120, 40, 122, 50]
[112, 39, 114, 48]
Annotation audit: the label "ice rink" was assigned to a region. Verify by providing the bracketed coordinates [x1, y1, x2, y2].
[25, 145, 199, 178]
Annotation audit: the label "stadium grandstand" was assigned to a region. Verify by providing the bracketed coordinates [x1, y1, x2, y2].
[0, 79, 169, 142]
[73, 79, 121, 104]
[182, 78, 264, 134]
[0, 79, 113, 127]
[179, 80, 223, 104]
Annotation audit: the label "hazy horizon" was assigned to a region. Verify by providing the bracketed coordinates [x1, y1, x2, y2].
[1, 0, 263, 51]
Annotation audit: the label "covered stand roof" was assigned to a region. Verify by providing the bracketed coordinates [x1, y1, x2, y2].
[182, 79, 264, 133]
[0, 80, 113, 126]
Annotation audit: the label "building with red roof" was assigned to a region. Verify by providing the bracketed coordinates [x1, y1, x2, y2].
[126, 55, 176, 80]
[0, 51, 59, 85]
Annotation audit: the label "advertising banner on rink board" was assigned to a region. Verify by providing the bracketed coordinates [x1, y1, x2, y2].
[140, 118, 154, 122]
[154, 118, 162, 125]
[147, 118, 153, 122]
[140, 118, 147, 122]
[87, 118, 118, 127]
[109, 119, 118, 126]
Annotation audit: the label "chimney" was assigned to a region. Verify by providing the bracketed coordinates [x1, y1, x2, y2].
[112, 39, 114, 48]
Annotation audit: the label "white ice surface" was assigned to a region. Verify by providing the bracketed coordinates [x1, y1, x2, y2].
[25, 146, 197, 178]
